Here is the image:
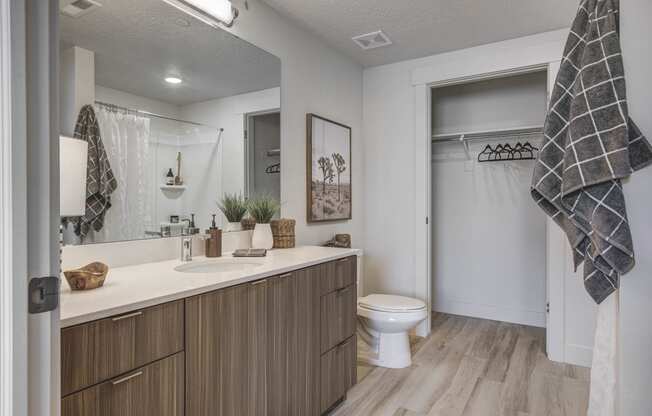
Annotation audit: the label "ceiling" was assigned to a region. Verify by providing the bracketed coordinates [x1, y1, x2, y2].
[259, 0, 578, 67]
[60, 0, 280, 106]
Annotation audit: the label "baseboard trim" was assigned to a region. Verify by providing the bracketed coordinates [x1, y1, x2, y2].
[564, 343, 593, 368]
[433, 298, 546, 328]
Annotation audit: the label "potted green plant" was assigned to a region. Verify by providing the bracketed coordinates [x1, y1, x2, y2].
[247, 194, 280, 249]
[217, 193, 248, 232]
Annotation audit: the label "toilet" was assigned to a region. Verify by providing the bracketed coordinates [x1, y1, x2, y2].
[357, 294, 428, 369]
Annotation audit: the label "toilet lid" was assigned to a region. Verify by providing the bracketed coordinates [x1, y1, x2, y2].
[358, 294, 426, 313]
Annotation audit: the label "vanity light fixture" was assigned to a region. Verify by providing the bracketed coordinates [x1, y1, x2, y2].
[165, 76, 183, 84]
[162, 0, 238, 28]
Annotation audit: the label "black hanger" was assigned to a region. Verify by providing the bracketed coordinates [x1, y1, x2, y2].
[476, 141, 539, 163]
[478, 145, 494, 162]
[265, 163, 280, 174]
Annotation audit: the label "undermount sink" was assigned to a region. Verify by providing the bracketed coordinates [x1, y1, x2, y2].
[174, 259, 265, 274]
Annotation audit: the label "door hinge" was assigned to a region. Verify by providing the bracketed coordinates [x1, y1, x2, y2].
[546, 302, 550, 313]
[426, 216, 429, 225]
[244, 130, 248, 140]
[28, 276, 60, 314]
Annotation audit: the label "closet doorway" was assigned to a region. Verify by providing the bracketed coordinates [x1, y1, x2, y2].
[414, 59, 598, 366]
[430, 72, 548, 328]
[245, 110, 281, 201]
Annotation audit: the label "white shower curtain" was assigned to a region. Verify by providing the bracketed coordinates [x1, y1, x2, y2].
[94, 106, 153, 242]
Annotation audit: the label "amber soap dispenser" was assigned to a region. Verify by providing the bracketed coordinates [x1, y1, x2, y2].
[205, 214, 222, 258]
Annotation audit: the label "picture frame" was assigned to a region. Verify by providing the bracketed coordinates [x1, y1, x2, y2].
[306, 114, 352, 222]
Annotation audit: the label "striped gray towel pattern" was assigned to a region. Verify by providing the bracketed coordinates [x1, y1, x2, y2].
[70, 104, 117, 239]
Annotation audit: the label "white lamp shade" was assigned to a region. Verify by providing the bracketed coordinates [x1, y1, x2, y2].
[60, 136, 88, 217]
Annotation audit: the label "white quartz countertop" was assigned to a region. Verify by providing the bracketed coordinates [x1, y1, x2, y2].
[60, 246, 361, 328]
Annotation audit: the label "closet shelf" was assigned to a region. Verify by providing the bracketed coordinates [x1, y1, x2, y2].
[432, 125, 543, 143]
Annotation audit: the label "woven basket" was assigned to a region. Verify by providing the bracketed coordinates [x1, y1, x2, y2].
[270, 219, 296, 249]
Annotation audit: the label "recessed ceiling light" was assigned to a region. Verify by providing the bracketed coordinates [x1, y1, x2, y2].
[165, 76, 183, 84]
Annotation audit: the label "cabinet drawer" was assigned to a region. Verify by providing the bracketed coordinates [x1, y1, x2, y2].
[61, 352, 184, 416]
[61, 300, 184, 396]
[320, 256, 356, 295]
[320, 284, 356, 354]
[320, 336, 356, 414]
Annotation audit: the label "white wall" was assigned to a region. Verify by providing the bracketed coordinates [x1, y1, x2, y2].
[362, 31, 565, 298]
[180, 87, 280, 197]
[95, 85, 180, 118]
[363, 30, 597, 363]
[430, 74, 548, 327]
[620, 1, 652, 414]
[432, 72, 547, 134]
[226, 0, 364, 247]
[59, 46, 94, 136]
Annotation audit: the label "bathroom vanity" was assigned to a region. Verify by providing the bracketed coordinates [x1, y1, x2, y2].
[60, 247, 359, 416]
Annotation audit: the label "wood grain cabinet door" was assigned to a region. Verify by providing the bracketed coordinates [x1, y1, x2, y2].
[267, 274, 292, 416]
[287, 267, 322, 416]
[320, 336, 357, 414]
[267, 267, 321, 416]
[61, 352, 184, 416]
[321, 256, 357, 295]
[61, 300, 184, 396]
[320, 284, 357, 353]
[185, 281, 268, 416]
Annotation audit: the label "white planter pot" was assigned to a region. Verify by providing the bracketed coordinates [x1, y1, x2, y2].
[251, 223, 274, 249]
[225, 222, 242, 232]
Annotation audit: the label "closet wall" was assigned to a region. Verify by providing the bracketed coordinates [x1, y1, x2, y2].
[431, 72, 548, 327]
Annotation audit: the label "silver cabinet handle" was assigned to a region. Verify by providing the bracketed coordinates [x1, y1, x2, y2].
[112, 371, 143, 385]
[336, 286, 350, 296]
[250, 279, 268, 286]
[279, 273, 292, 278]
[337, 258, 349, 263]
[111, 311, 143, 322]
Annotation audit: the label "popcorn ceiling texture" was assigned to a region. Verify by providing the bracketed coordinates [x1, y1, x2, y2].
[260, 0, 578, 67]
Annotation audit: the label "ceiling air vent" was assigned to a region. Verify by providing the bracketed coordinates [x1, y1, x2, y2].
[352, 30, 392, 50]
[60, 0, 102, 18]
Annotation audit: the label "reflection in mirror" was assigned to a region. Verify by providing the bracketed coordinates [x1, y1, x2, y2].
[58, 0, 281, 245]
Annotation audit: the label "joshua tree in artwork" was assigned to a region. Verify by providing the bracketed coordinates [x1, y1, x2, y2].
[318, 156, 335, 194]
[332, 153, 347, 201]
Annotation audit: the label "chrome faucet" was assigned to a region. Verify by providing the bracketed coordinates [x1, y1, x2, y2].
[180, 235, 193, 262]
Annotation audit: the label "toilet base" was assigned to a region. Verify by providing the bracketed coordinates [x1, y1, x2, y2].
[358, 331, 412, 369]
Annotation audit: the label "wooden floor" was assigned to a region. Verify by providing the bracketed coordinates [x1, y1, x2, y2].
[333, 313, 590, 416]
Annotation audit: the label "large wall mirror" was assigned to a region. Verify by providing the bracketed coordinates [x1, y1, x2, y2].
[59, 0, 281, 245]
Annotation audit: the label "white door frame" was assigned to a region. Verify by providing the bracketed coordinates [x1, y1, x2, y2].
[412, 31, 568, 363]
[0, 1, 25, 415]
[2, 1, 60, 415]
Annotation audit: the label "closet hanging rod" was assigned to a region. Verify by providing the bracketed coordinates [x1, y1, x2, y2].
[432, 125, 544, 143]
[94, 100, 223, 131]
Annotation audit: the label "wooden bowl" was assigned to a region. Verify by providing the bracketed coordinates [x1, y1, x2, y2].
[64, 262, 109, 291]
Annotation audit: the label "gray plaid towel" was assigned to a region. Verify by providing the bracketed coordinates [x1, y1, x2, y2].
[69, 105, 117, 239]
[531, 0, 652, 304]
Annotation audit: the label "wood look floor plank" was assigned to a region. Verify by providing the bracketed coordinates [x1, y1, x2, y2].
[499, 334, 540, 414]
[331, 314, 590, 416]
[483, 322, 520, 382]
[425, 355, 487, 416]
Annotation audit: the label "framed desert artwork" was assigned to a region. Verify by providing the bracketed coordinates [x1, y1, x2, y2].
[307, 114, 352, 222]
